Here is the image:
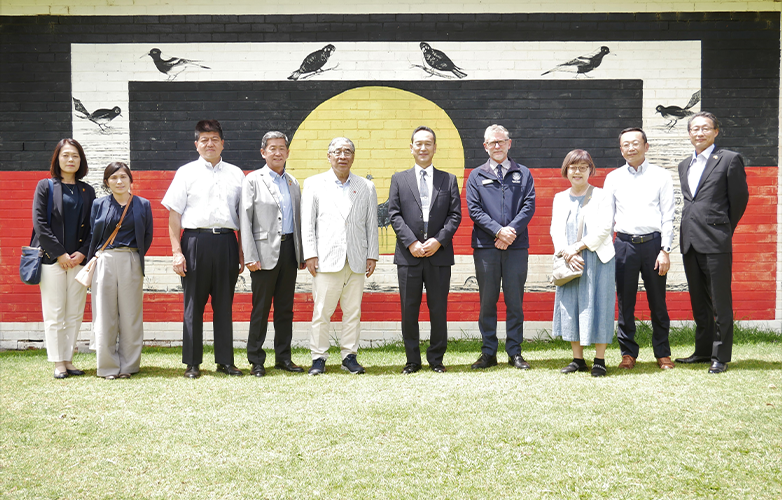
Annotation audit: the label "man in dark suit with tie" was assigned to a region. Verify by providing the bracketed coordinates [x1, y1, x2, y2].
[675, 111, 749, 374]
[388, 126, 462, 374]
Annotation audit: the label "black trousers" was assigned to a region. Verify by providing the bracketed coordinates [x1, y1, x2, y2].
[682, 250, 734, 363]
[180, 230, 239, 366]
[397, 259, 451, 366]
[247, 238, 298, 366]
[614, 233, 671, 358]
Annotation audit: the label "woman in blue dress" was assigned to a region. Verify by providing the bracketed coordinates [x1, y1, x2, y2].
[550, 150, 616, 377]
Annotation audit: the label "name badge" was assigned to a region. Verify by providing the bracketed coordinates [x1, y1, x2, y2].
[481, 179, 495, 185]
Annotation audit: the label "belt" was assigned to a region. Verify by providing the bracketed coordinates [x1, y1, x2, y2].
[617, 231, 660, 244]
[280, 233, 293, 241]
[185, 228, 235, 234]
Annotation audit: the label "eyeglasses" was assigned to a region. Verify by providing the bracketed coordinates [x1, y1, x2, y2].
[567, 165, 590, 172]
[689, 126, 714, 133]
[486, 139, 508, 148]
[330, 149, 354, 157]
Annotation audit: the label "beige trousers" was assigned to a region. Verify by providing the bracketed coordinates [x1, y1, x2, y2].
[91, 248, 144, 377]
[310, 261, 365, 360]
[40, 263, 88, 362]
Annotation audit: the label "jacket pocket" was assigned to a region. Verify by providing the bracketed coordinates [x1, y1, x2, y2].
[705, 215, 729, 225]
[254, 230, 268, 240]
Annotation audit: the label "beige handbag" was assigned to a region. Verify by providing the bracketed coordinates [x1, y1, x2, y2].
[75, 195, 133, 287]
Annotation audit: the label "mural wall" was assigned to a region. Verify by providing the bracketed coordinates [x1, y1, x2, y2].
[1, 12, 779, 347]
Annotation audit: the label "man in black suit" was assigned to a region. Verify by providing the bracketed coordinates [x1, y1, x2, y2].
[388, 126, 462, 374]
[675, 111, 749, 374]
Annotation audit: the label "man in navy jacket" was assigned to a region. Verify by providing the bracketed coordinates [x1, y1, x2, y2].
[466, 124, 536, 369]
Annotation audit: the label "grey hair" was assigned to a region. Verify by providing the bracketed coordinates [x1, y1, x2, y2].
[484, 124, 510, 142]
[261, 131, 289, 149]
[328, 137, 355, 154]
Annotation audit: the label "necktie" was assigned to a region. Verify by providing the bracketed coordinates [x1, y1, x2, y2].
[496, 165, 504, 184]
[420, 170, 429, 239]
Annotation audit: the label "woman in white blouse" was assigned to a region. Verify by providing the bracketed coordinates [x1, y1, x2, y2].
[550, 150, 616, 377]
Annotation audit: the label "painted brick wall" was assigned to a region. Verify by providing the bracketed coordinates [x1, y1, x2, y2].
[0, 11, 779, 345]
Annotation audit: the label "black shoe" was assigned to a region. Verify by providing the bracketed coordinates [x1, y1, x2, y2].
[341, 354, 365, 374]
[561, 361, 589, 373]
[184, 365, 201, 378]
[591, 364, 607, 377]
[53, 370, 69, 379]
[430, 364, 447, 373]
[275, 360, 305, 373]
[250, 363, 266, 377]
[309, 357, 326, 376]
[508, 354, 531, 370]
[708, 361, 728, 374]
[675, 354, 711, 364]
[66, 369, 85, 376]
[216, 364, 243, 376]
[401, 362, 421, 374]
[471, 353, 498, 370]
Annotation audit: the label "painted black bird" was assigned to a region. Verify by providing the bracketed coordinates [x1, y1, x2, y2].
[542, 46, 612, 78]
[147, 48, 210, 80]
[72, 97, 121, 131]
[419, 42, 467, 79]
[656, 90, 702, 131]
[288, 45, 336, 81]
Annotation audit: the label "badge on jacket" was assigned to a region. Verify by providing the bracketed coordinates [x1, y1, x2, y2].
[512, 172, 521, 183]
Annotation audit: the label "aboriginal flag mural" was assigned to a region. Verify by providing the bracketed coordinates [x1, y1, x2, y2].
[0, 13, 778, 344]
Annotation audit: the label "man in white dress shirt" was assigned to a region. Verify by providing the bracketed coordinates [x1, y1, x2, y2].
[603, 127, 675, 370]
[162, 119, 245, 378]
[301, 137, 379, 376]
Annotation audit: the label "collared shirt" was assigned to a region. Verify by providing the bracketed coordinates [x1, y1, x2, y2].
[414, 163, 434, 222]
[268, 167, 294, 234]
[688, 144, 716, 197]
[603, 158, 675, 249]
[161, 156, 244, 230]
[490, 158, 510, 181]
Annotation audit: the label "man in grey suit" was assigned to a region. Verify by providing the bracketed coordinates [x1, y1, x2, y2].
[240, 131, 305, 377]
[301, 137, 379, 376]
[675, 111, 749, 374]
[388, 126, 462, 374]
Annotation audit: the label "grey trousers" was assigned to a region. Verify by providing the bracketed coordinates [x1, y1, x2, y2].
[91, 248, 144, 377]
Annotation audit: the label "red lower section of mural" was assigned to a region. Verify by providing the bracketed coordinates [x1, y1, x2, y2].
[1, 167, 776, 322]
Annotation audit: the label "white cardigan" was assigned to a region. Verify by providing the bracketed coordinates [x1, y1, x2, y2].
[550, 186, 615, 264]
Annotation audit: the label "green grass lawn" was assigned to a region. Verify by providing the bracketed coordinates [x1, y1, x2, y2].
[1, 326, 781, 499]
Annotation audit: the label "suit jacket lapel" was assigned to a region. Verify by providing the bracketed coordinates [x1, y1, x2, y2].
[286, 172, 300, 229]
[342, 173, 358, 220]
[260, 168, 281, 211]
[430, 168, 444, 207]
[694, 150, 723, 199]
[680, 158, 694, 200]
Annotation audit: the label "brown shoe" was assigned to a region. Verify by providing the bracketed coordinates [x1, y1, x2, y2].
[657, 357, 674, 370]
[618, 355, 636, 369]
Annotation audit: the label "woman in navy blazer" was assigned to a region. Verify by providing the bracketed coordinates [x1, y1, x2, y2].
[88, 162, 153, 379]
[32, 139, 96, 379]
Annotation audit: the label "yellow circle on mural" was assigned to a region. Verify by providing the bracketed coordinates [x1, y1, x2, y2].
[287, 86, 465, 254]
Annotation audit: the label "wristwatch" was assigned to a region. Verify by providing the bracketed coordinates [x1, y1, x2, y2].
[661, 246, 671, 254]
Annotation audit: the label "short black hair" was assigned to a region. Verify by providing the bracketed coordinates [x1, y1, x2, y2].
[411, 126, 436, 144]
[687, 111, 720, 131]
[618, 127, 648, 144]
[195, 119, 224, 140]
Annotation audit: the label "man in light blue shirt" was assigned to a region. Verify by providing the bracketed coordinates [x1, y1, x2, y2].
[240, 131, 305, 377]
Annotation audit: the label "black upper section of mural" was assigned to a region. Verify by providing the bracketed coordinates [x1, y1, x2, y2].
[129, 80, 641, 171]
[1, 12, 779, 170]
